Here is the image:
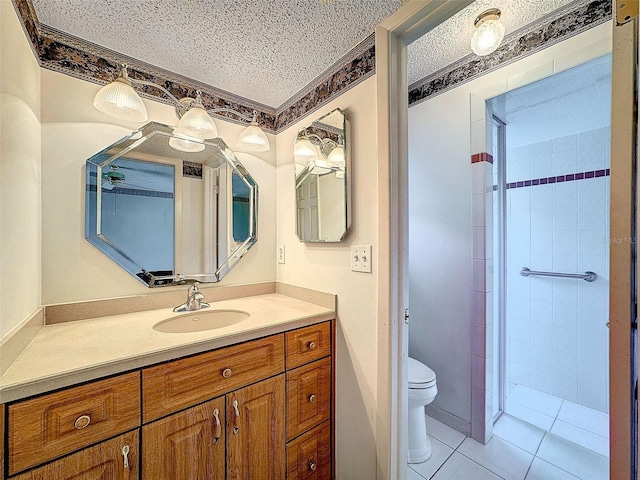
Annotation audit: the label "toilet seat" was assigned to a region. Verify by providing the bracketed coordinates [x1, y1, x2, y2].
[408, 357, 436, 389]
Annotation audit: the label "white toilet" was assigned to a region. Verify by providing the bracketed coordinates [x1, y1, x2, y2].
[408, 357, 438, 464]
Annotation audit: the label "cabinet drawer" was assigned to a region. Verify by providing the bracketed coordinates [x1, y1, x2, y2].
[285, 322, 331, 370]
[8, 372, 141, 475]
[143, 334, 285, 422]
[286, 357, 331, 440]
[10, 430, 139, 480]
[286, 421, 331, 480]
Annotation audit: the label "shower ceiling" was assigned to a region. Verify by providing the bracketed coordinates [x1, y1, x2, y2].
[30, 0, 586, 108]
[489, 54, 612, 148]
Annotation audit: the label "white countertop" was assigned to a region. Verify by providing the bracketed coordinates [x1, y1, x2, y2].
[0, 293, 334, 403]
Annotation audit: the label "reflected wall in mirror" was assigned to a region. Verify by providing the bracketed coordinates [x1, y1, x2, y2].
[86, 122, 258, 287]
[294, 108, 350, 242]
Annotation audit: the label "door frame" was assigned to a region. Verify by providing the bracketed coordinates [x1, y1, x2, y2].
[376, 1, 637, 479]
[374, 2, 474, 479]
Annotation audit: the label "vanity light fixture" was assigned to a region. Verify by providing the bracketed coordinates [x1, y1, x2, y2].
[168, 129, 206, 153]
[294, 131, 345, 171]
[470, 8, 505, 56]
[294, 135, 319, 163]
[93, 66, 271, 152]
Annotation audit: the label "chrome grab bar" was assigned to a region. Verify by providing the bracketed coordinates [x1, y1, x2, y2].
[520, 267, 597, 282]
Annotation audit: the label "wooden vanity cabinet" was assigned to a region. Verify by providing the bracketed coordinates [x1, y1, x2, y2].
[3, 320, 334, 480]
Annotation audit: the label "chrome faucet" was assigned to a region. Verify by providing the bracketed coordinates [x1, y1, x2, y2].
[173, 283, 210, 312]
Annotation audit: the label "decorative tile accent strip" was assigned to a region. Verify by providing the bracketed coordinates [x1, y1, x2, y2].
[87, 184, 173, 198]
[471, 152, 494, 164]
[409, 0, 611, 106]
[505, 169, 610, 189]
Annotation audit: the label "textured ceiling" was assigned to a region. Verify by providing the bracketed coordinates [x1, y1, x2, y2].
[407, 0, 580, 86]
[31, 0, 404, 108]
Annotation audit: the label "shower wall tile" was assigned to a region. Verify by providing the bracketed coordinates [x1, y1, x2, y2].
[504, 125, 609, 413]
[553, 375, 578, 403]
[530, 369, 554, 395]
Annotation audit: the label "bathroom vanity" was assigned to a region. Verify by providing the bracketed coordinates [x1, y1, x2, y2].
[0, 291, 334, 479]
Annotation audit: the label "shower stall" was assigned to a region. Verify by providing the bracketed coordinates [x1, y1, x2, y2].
[489, 54, 611, 455]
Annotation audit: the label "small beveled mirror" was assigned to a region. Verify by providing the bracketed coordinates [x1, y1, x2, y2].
[85, 122, 257, 287]
[294, 108, 350, 242]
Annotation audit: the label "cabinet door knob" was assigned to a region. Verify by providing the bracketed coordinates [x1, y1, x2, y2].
[308, 394, 317, 403]
[307, 341, 317, 350]
[309, 462, 317, 471]
[212, 408, 222, 444]
[222, 368, 233, 378]
[74, 415, 91, 429]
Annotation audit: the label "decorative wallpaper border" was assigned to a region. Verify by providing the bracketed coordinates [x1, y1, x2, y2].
[408, 0, 612, 106]
[12, 0, 611, 132]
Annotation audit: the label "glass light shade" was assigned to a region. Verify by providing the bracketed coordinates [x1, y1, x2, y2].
[93, 78, 148, 122]
[238, 123, 270, 152]
[310, 160, 331, 175]
[470, 19, 505, 56]
[178, 104, 218, 139]
[294, 137, 318, 163]
[169, 129, 205, 153]
[326, 145, 345, 167]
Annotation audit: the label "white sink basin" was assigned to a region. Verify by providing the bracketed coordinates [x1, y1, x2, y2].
[153, 309, 250, 333]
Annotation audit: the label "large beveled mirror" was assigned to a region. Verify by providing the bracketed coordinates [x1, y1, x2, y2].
[294, 108, 350, 242]
[85, 122, 257, 287]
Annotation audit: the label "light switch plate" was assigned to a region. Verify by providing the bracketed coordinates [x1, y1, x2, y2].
[351, 245, 372, 273]
[277, 245, 285, 264]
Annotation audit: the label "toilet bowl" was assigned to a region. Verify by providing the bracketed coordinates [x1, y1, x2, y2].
[408, 357, 438, 464]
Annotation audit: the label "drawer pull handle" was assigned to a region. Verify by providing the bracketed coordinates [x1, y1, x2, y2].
[74, 415, 91, 429]
[232, 399, 240, 435]
[122, 445, 130, 469]
[307, 341, 317, 350]
[308, 394, 317, 403]
[213, 408, 222, 444]
[309, 462, 317, 471]
[222, 368, 233, 378]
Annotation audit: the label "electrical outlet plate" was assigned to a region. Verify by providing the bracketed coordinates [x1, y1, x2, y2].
[277, 245, 285, 264]
[351, 245, 372, 273]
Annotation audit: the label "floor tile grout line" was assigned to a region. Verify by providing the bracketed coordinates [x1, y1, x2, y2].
[454, 449, 508, 479]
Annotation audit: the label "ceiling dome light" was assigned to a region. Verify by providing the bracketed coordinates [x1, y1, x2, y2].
[169, 129, 205, 153]
[93, 66, 148, 122]
[470, 8, 505, 57]
[294, 136, 318, 164]
[178, 93, 218, 139]
[238, 111, 270, 152]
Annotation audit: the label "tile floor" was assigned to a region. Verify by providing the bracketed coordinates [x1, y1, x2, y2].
[408, 414, 610, 480]
[505, 385, 609, 458]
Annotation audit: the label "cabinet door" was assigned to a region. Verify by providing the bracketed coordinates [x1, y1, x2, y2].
[10, 430, 138, 480]
[142, 397, 225, 480]
[227, 375, 285, 480]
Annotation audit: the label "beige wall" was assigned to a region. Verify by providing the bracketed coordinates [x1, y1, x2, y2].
[40, 69, 277, 304]
[0, 1, 42, 338]
[276, 76, 379, 479]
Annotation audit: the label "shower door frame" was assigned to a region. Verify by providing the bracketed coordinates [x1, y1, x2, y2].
[492, 114, 507, 422]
